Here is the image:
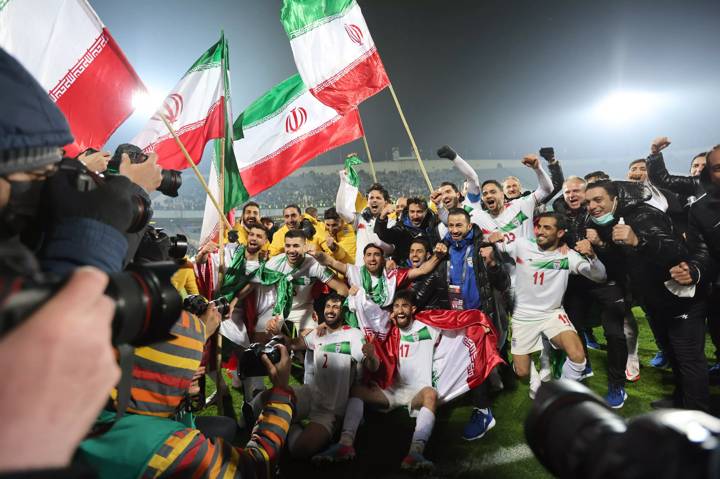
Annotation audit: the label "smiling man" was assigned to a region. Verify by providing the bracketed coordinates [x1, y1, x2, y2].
[374, 197, 441, 264]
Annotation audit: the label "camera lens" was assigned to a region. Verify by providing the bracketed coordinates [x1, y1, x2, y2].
[168, 234, 188, 260]
[157, 169, 182, 197]
[127, 194, 152, 233]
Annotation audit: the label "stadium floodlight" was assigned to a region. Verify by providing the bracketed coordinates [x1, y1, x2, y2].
[592, 90, 661, 125]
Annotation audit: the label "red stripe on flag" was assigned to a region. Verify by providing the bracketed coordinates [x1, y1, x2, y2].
[240, 109, 362, 195]
[310, 49, 389, 115]
[55, 29, 144, 157]
[150, 99, 225, 170]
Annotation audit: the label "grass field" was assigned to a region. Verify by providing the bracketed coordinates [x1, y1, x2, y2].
[201, 308, 719, 478]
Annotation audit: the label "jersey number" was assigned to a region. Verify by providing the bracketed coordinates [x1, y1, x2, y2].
[322, 353, 328, 368]
[504, 232, 516, 243]
[399, 344, 410, 358]
[558, 313, 571, 326]
[533, 271, 545, 285]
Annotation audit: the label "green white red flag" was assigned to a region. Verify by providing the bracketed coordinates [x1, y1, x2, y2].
[132, 36, 227, 170]
[281, 0, 389, 114]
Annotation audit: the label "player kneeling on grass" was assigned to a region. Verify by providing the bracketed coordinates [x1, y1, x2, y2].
[490, 213, 607, 398]
[255, 293, 379, 459]
[314, 290, 439, 472]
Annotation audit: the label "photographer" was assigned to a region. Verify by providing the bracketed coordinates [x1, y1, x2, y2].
[0, 47, 120, 477]
[268, 204, 326, 257]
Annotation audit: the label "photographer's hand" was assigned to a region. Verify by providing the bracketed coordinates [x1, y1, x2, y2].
[119, 152, 162, 193]
[199, 304, 221, 338]
[0, 267, 119, 471]
[78, 149, 111, 173]
[262, 344, 291, 390]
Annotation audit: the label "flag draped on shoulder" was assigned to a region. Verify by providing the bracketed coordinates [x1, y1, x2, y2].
[231, 73, 363, 200]
[0, 0, 144, 157]
[132, 35, 227, 170]
[281, 0, 389, 114]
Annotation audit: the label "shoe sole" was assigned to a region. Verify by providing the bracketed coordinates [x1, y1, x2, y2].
[462, 417, 496, 441]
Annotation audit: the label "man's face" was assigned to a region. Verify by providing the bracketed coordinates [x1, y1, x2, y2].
[363, 247, 384, 275]
[391, 298, 416, 329]
[407, 202, 426, 227]
[563, 179, 586, 211]
[246, 227, 268, 254]
[324, 218, 342, 237]
[707, 150, 720, 186]
[395, 197, 407, 216]
[283, 207, 301, 229]
[586, 187, 615, 218]
[535, 217, 563, 250]
[482, 183, 505, 215]
[284, 236, 305, 264]
[367, 190, 387, 216]
[690, 156, 706, 177]
[242, 206, 260, 227]
[503, 178, 522, 199]
[408, 242, 429, 268]
[627, 162, 647, 182]
[439, 184, 460, 209]
[447, 213, 472, 242]
[323, 299, 344, 329]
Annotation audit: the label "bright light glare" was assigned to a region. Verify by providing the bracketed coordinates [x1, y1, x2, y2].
[131, 89, 166, 119]
[593, 90, 661, 124]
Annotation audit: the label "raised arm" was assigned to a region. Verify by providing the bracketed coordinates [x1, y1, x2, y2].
[407, 243, 448, 280]
[521, 154, 553, 204]
[307, 250, 348, 275]
[539, 147, 564, 204]
[335, 170, 359, 224]
[437, 145, 481, 200]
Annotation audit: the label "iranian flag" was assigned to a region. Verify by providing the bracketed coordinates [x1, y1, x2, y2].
[281, 0, 389, 114]
[131, 36, 227, 170]
[0, 0, 144, 157]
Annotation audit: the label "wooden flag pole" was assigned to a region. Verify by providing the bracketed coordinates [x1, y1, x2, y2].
[159, 114, 232, 230]
[358, 113, 377, 182]
[387, 83, 433, 193]
[218, 138, 226, 282]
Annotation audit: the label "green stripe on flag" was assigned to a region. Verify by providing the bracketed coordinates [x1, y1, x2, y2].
[320, 341, 352, 355]
[185, 37, 224, 75]
[401, 326, 432, 343]
[281, 0, 354, 39]
[344, 154, 362, 189]
[236, 74, 306, 135]
[0, 0, 11, 12]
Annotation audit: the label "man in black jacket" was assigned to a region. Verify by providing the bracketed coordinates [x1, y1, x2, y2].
[374, 197, 440, 264]
[406, 238, 450, 310]
[585, 180, 712, 411]
[646, 136, 706, 206]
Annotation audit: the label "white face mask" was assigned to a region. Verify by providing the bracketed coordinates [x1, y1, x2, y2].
[590, 197, 618, 226]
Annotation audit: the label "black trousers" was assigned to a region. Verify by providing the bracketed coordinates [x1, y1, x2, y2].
[646, 300, 709, 412]
[706, 287, 720, 362]
[565, 282, 628, 388]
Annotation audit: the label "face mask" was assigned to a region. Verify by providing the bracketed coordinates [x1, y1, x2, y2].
[590, 197, 618, 226]
[0, 180, 44, 239]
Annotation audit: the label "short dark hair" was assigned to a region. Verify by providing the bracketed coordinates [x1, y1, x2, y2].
[628, 158, 646, 169]
[690, 152, 707, 167]
[305, 206, 318, 217]
[325, 292, 345, 307]
[393, 289, 416, 306]
[284, 204, 302, 215]
[367, 183, 390, 202]
[440, 181, 459, 193]
[406, 197, 428, 210]
[248, 223, 269, 238]
[536, 211, 568, 232]
[409, 237, 431, 253]
[242, 201, 260, 215]
[586, 179, 618, 200]
[323, 207, 340, 221]
[363, 243, 385, 256]
[284, 229, 307, 241]
[481, 179, 502, 190]
[584, 170, 610, 183]
[260, 216, 274, 226]
[447, 207, 471, 223]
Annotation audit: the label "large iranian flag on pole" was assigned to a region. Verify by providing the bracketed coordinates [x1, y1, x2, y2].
[131, 36, 227, 170]
[281, 0, 389, 114]
[0, 0, 144, 157]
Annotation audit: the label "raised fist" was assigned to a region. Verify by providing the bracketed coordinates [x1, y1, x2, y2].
[480, 246, 496, 267]
[437, 145, 457, 161]
[521, 154, 540, 169]
[433, 242, 449, 258]
[651, 136, 671, 155]
[380, 203, 395, 219]
[585, 228, 603, 247]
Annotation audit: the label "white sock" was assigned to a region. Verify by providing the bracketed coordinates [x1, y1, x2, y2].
[529, 361, 541, 397]
[561, 358, 587, 381]
[409, 407, 435, 454]
[339, 397, 364, 446]
[539, 340, 552, 380]
[303, 350, 315, 385]
[287, 424, 303, 454]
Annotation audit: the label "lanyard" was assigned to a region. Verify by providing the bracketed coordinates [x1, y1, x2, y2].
[447, 245, 473, 287]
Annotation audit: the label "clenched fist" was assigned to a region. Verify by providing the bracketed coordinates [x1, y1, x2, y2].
[612, 223, 639, 247]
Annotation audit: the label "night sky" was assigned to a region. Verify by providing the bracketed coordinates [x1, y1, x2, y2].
[96, 0, 720, 174]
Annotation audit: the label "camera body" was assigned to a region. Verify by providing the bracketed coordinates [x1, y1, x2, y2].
[135, 226, 188, 263]
[182, 294, 230, 317]
[299, 218, 316, 240]
[237, 335, 286, 377]
[108, 143, 182, 198]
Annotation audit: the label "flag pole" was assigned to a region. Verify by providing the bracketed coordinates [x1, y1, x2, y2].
[387, 83, 433, 193]
[358, 113, 377, 183]
[159, 114, 232, 230]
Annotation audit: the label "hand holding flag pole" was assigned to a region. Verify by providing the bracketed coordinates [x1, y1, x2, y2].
[158, 113, 232, 231]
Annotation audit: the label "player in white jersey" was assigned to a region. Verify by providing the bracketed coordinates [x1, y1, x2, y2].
[254, 293, 379, 459]
[492, 213, 607, 397]
[314, 290, 441, 472]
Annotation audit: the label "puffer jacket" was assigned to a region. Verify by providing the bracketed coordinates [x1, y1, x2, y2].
[551, 196, 589, 248]
[647, 152, 705, 206]
[374, 209, 441, 263]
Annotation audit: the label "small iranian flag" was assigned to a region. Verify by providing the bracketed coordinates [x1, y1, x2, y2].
[281, 0, 389, 114]
[0, 0, 144, 157]
[131, 36, 227, 170]
[232, 73, 363, 198]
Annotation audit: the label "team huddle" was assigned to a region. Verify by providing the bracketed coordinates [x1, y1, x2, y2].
[196, 139, 716, 471]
